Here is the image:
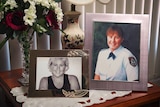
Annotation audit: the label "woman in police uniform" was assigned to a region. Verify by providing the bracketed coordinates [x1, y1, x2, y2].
[94, 24, 138, 81]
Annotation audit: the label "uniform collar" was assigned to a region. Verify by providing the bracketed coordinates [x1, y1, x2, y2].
[109, 45, 123, 56]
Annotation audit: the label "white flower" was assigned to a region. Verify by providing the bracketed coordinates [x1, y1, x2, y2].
[34, 0, 43, 5]
[57, 12, 64, 22]
[55, 8, 63, 22]
[50, 1, 59, 9]
[55, 8, 64, 22]
[23, 0, 27, 3]
[40, 0, 50, 8]
[55, 8, 62, 14]
[4, 0, 18, 11]
[49, 1, 64, 23]
[23, 4, 37, 26]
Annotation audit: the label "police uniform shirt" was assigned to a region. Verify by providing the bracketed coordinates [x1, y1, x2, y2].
[95, 46, 138, 81]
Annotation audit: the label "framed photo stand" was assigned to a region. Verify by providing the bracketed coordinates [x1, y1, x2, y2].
[28, 49, 89, 97]
[85, 13, 149, 91]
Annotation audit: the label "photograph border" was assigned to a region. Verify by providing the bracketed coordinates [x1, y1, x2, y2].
[28, 49, 89, 97]
[84, 13, 149, 91]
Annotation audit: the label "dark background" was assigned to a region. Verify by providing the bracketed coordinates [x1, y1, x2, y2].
[92, 22, 140, 79]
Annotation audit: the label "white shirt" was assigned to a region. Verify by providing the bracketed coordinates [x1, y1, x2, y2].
[95, 46, 138, 81]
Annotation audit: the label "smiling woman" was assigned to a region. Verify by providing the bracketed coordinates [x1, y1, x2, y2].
[85, 13, 149, 91]
[39, 57, 80, 91]
[28, 50, 89, 97]
[94, 24, 139, 81]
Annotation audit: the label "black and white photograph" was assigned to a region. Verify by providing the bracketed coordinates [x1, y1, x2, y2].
[36, 57, 81, 91]
[28, 50, 89, 97]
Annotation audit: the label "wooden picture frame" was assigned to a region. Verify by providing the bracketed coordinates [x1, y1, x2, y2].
[84, 13, 149, 91]
[28, 50, 89, 97]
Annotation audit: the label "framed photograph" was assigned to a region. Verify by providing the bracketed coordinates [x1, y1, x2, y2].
[84, 13, 149, 91]
[28, 50, 89, 97]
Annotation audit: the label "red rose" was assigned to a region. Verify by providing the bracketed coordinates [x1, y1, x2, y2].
[46, 10, 59, 29]
[5, 11, 27, 31]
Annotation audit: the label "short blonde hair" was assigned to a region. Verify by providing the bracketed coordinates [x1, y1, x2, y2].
[48, 57, 69, 71]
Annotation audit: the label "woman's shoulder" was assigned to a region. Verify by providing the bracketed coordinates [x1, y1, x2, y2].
[67, 74, 80, 89]
[40, 76, 48, 82]
[120, 47, 137, 60]
[98, 48, 110, 55]
[99, 48, 109, 52]
[67, 74, 78, 81]
[121, 47, 133, 55]
[39, 77, 49, 90]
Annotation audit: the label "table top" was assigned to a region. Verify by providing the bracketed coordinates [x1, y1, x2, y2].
[0, 69, 22, 107]
[0, 69, 21, 89]
[0, 69, 160, 107]
[89, 86, 160, 107]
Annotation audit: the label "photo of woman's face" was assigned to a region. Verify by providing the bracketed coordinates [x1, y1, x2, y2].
[106, 31, 124, 52]
[49, 59, 66, 77]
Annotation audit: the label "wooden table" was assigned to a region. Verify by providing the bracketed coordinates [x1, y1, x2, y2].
[0, 69, 22, 107]
[0, 69, 160, 107]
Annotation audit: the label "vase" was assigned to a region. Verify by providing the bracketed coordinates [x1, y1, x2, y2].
[18, 30, 33, 86]
[61, 10, 85, 49]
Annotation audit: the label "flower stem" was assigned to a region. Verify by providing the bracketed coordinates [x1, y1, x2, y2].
[59, 28, 67, 35]
[0, 36, 10, 50]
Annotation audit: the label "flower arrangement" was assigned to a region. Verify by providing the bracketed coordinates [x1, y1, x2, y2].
[0, 0, 64, 85]
[0, 0, 64, 49]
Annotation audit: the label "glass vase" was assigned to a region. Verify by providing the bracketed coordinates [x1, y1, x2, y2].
[18, 30, 33, 86]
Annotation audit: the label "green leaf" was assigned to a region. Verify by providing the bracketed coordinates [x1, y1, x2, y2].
[0, 0, 7, 7]
[12, 31, 17, 38]
[37, 18, 46, 27]
[35, 24, 47, 33]
[36, 5, 45, 19]
[33, 18, 49, 33]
